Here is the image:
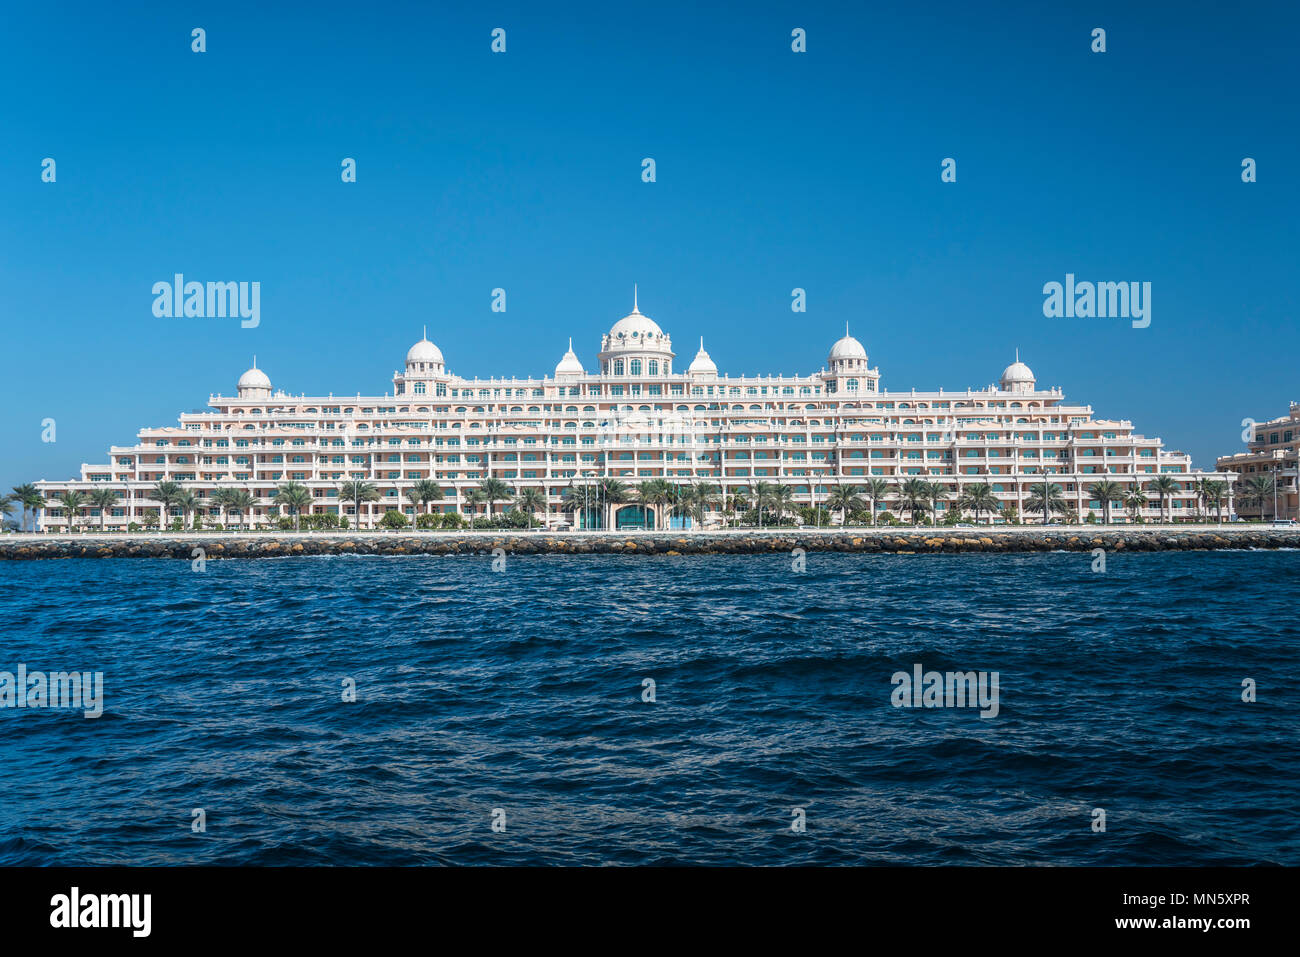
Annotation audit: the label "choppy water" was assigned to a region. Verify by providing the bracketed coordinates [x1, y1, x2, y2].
[0, 552, 1295, 865]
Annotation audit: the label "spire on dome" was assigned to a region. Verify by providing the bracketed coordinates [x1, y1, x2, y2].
[633, 283, 639, 313]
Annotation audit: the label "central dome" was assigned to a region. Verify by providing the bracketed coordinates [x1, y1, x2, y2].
[406, 337, 444, 365]
[828, 334, 867, 360]
[607, 308, 664, 342]
[237, 364, 271, 390]
[600, 288, 674, 360]
[1001, 360, 1034, 382]
[999, 351, 1036, 394]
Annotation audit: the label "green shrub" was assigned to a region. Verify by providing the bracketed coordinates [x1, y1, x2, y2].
[379, 510, 409, 529]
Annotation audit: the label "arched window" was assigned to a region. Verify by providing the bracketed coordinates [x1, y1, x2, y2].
[846, 378, 860, 392]
[629, 359, 642, 375]
[413, 382, 426, 394]
[613, 359, 625, 375]
[648, 359, 659, 375]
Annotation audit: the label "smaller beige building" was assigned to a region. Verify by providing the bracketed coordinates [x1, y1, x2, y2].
[1217, 402, 1300, 520]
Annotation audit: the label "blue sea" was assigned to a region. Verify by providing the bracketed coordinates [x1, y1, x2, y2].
[0, 552, 1295, 866]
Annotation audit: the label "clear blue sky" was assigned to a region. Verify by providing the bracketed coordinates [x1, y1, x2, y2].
[2, 0, 1297, 490]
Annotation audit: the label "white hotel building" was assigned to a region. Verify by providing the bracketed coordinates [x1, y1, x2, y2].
[35, 296, 1232, 530]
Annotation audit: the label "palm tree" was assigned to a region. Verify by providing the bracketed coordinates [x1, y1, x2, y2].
[863, 478, 891, 526]
[209, 488, 231, 528]
[225, 489, 256, 530]
[1124, 489, 1149, 522]
[0, 494, 17, 530]
[635, 479, 673, 531]
[339, 480, 380, 530]
[174, 489, 201, 531]
[462, 488, 486, 523]
[274, 481, 314, 532]
[88, 487, 119, 533]
[414, 479, 444, 520]
[11, 483, 41, 532]
[752, 481, 778, 527]
[514, 487, 547, 529]
[1087, 480, 1124, 525]
[1149, 475, 1181, 524]
[1025, 483, 1067, 524]
[895, 478, 930, 526]
[680, 482, 720, 530]
[570, 477, 604, 530]
[152, 480, 182, 530]
[404, 486, 422, 523]
[826, 485, 862, 526]
[479, 477, 512, 520]
[724, 488, 749, 528]
[1192, 477, 1210, 522]
[666, 483, 690, 529]
[56, 490, 87, 534]
[769, 484, 795, 525]
[1200, 479, 1229, 524]
[957, 483, 1001, 525]
[559, 488, 583, 526]
[598, 478, 631, 530]
[924, 480, 950, 524]
[1240, 474, 1275, 521]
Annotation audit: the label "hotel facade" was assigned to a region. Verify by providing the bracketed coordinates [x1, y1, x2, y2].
[1216, 402, 1300, 520]
[34, 296, 1234, 530]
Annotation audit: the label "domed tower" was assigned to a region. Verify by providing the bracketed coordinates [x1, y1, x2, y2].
[821, 325, 880, 395]
[999, 351, 1036, 394]
[236, 358, 272, 399]
[554, 338, 585, 379]
[686, 338, 718, 378]
[598, 287, 675, 377]
[827, 325, 868, 375]
[394, 328, 447, 396]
